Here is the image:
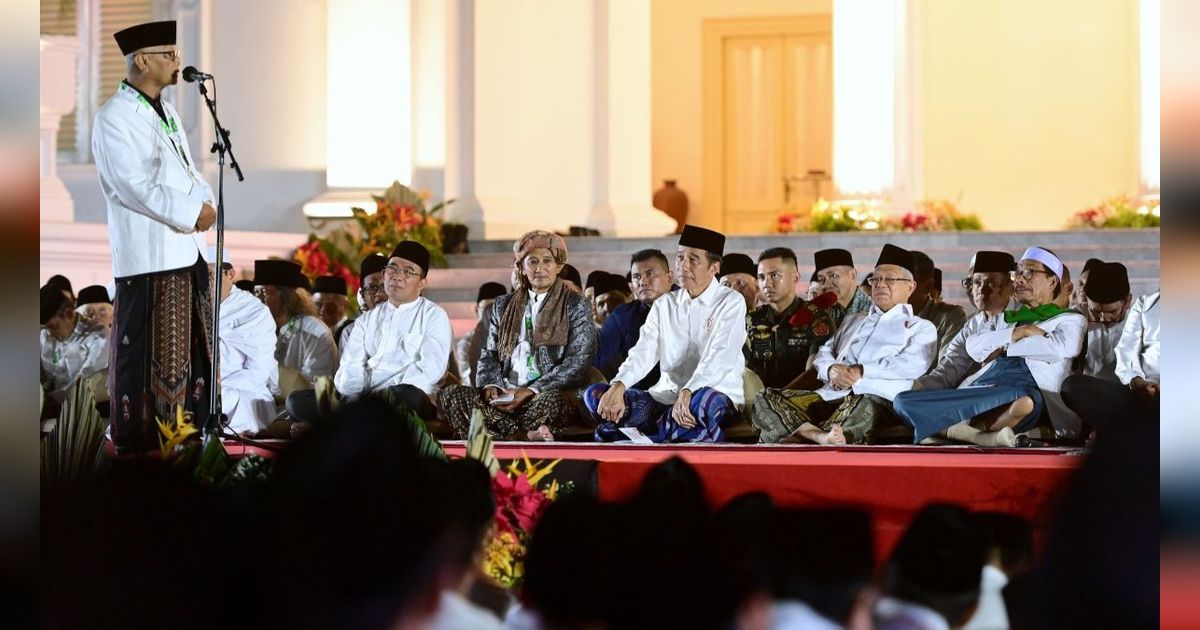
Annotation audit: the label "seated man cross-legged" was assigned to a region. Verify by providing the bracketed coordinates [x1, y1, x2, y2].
[585, 224, 747, 443]
[751, 244, 937, 445]
[892, 247, 1086, 447]
[438, 230, 596, 441]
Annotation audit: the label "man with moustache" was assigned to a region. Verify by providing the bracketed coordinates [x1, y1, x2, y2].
[594, 249, 677, 390]
[813, 248, 873, 322]
[719, 252, 761, 312]
[752, 244, 937, 445]
[93, 20, 217, 451]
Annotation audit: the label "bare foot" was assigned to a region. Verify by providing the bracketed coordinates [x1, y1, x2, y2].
[525, 425, 554, 442]
[818, 424, 847, 446]
[289, 421, 313, 440]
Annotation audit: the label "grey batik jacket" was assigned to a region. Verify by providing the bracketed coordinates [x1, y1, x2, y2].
[475, 289, 597, 393]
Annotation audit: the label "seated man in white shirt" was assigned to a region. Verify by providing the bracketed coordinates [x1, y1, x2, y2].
[253, 259, 338, 388]
[893, 247, 1087, 447]
[1076, 261, 1134, 382]
[312, 275, 353, 346]
[1061, 288, 1159, 434]
[875, 504, 987, 630]
[40, 284, 108, 418]
[208, 249, 277, 435]
[586, 224, 747, 443]
[914, 251, 1017, 391]
[752, 244, 938, 445]
[288, 241, 452, 423]
[74, 285, 114, 332]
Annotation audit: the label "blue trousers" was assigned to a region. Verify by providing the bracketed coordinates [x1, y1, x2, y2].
[893, 356, 1045, 443]
[584, 383, 734, 443]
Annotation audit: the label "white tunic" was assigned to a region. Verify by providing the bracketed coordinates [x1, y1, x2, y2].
[917, 310, 1007, 390]
[1114, 292, 1160, 386]
[963, 310, 1086, 435]
[1083, 320, 1125, 382]
[217, 287, 278, 433]
[93, 82, 212, 278]
[40, 321, 108, 402]
[275, 314, 338, 386]
[614, 279, 748, 405]
[813, 303, 938, 402]
[334, 296, 452, 398]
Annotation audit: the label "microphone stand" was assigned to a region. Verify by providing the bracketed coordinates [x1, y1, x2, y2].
[195, 76, 244, 442]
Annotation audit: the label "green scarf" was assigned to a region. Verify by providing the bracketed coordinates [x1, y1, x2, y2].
[1003, 303, 1072, 324]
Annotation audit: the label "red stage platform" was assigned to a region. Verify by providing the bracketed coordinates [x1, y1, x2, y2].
[441, 442, 1086, 559]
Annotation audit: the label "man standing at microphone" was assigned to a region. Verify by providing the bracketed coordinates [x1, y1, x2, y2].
[93, 20, 217, 452]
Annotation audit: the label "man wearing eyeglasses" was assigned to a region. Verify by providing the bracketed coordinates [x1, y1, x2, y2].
[94, 21, 218, 451]
[892, 247, 1086, 447]
[913, 251, 1017, 391]
[752, 244, 937, 445]
[813, 248, 873, 321]
[594, 249, 676, 389]
[337, 253, 388, 351]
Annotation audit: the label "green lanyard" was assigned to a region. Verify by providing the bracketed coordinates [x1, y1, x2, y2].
[121, 82, 191, 168]
[524, 299, 541, 382]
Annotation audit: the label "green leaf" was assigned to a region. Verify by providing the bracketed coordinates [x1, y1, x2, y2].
[41, 377, 108, 486]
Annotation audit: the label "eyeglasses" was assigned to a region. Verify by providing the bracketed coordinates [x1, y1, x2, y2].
[141, 49, 181, 62]
[1009, 269, 1053, 282]
[867, 275, 914, 287]
[961, 277, 1009, 290]
[385, 264, 422, 278]
[361, 282, 386, 294]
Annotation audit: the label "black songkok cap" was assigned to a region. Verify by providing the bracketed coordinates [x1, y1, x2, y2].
[476, 282, 507, 302]
[254, 260, 304, 288]
[718, 253, 756, 278]
[678, 224, 726, 256]
[234, 279, 255, 292]
[360, 253, 388, 282]
[76, 285, 111, 306]
[814, 248, 854, 272]
[970, 251, 1017, 274]
[47, 274, 73, 296]
[934, 268, 942, 289]
[41, 284, 67, 325]
[389, 240, 431, 274]
[911, 251, 936, 282]
[875, 243, 915, 273]
[1084, 262, 1131, 304]
[558, 264, 582, 289]
[1083, 258, 1104, 276]
[585, 270, 606, 290]
[312, 276, 348, 296]
[594, 272, 631, 296]
[113, 20, 177, 56]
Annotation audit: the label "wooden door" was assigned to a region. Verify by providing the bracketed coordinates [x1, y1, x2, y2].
[704, 17, 832, 234]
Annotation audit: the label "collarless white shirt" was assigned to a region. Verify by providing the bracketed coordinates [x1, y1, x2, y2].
[918, 309, 1008, 390]
[1114, 292, 1159, 385]
[276, 314, 338, 385]
[1084, 319, 1125, 381]
[813, 302, 938, 401]
[507, 289, 549, 387]
[614, 278, 748, 405]
[217, 287, 277, 433]
[335, 296, 452, 398]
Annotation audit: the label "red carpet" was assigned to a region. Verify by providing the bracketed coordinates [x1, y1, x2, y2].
[442, 442, 1085, 560]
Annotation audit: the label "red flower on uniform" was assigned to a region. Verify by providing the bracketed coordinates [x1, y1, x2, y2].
[789, 308, 815, 327]
[811, 291, 839, 309]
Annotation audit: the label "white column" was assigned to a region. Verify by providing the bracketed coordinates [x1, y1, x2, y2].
[40, 36, 79, 223]
[1139, 0, 1160, 195]
[832, 0, 901, 200]
[443, 0, 484, 233]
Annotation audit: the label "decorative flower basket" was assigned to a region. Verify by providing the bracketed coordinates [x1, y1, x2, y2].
[1069, 195, 1160, 229]
[775, 198, 983, 233]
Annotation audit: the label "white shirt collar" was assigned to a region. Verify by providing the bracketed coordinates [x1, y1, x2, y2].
[677, 277, 720, 305]
[381, 296, 421, 314]
[871, 302, 914, 318]
[527, 288, 548, 303]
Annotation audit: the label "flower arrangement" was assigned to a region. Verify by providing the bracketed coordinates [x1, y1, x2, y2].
[775, 198, 983, 233]
[482, 452, 563, 589]
[293, 181, 454, 294]
[789, 291, 840, 335]
[1069, 195, 1160, 229]
[156, 405, 272, 487]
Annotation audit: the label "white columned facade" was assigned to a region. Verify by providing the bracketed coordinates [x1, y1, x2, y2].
[40, 36, 79, 223]
[443, 0, 484, 233]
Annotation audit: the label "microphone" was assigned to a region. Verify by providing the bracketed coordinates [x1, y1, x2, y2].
[182, 66, 213, 83]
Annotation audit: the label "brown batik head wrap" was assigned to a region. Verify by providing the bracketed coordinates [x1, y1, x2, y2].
[497, 231, 571, 357]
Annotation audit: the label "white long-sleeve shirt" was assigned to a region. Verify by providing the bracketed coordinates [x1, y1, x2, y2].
[40, 321, 108, 402]
[1114, 292, 1160, 386]
[614, 279, 747, 405]
[917, 310, 1008, 390]
[1083, 320, 1125, 382]
[334, 296, 452, 398]
[813, 303, 937, 402]
[962, 309, 1086, 435]
[276, 314, 338, 386]
[218, 287, 277, 433]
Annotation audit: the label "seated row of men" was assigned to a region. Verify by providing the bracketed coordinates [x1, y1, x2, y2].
[40, 223, 1159, 446]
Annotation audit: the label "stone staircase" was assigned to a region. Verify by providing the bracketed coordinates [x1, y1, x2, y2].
[427, 229, 1160, 336]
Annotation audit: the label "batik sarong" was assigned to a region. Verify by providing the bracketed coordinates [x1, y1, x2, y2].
[110, 255, 212, 450]
[752, 389, 908, 444]
[892, 356, 1045, 443]
[584, 384, 734, 443]
[438, 384, 578, 440]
